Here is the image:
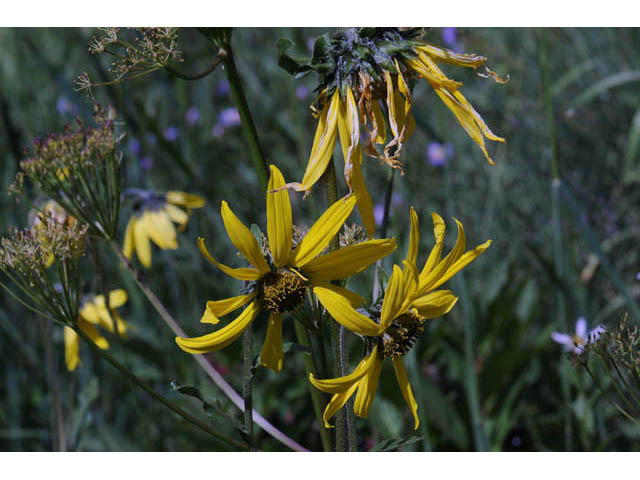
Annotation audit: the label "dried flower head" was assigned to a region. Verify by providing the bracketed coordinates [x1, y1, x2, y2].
[17, 105, 122, 239]
[76, 28, 182, 95]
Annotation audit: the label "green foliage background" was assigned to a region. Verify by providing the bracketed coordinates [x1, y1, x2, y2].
[1, 27, 640, 451]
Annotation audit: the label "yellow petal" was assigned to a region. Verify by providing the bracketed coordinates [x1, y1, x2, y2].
[380, 264, 406, 330]
[425, 239, 492, 294]
[385, 71, 404, 138]
[295, 91, 341, 192]
[78, 319, 109, 350]
[290, 195, 356, 268]
[123, 216, 135, 259]
[113, 312, 128, 336]
[203, 292, 257, 322]
[200, 307, 221, 325]
[353, 350, 383, 419]
[321, 383, 360, 429]
[418, 218, 466, 293]
[267, 165, 292, 268]
[94, 289, 127, 310]
[422, 212, 446, 276]
[164, 204, 189, 228]
[302, 238, 397, 281]
[309, 345, 380, 394]
[133, 212, 152, 268]
[411, 290, 458, 319]
[416, 43, 487, 68]
[312, 283, 381, 336]
[145, 210, 178, 250]
[260, 312, 283, 372]
[198, 237, 263, 281]
[175, 300, 262, 354]
[406, 207, 420, 268]
[64, 326, 80, 372]
[404, 56, 463, 90]
[370, 101, 387, 144]
[399, 260, 420, 313]
[392, 357, 420, 430]
[79, 301, 101, 324]
[220, 201, 270, 274]
[166, 191, 206, 209]
[310, 280, 364, 308]
[351, 153, 375, 237]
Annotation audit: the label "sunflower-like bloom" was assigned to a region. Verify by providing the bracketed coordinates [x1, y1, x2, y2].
[176, 165, 397, 372]
[64, 289, 128, 371]
[123, 190, 205, 268]
[309, 208, 491, 429]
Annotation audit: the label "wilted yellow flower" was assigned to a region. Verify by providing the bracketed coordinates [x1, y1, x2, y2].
[65, 289, 128, 371]
[176, 165, 397, 372]
[123, 190, 205, 268]
[309, 208, 491, 429]
[30, 200, 78, 268]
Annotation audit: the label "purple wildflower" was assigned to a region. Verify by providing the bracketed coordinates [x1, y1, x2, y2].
[185, 106, 200, 126]
[215, 79, 230, 97]
[551, 317, 606, 354]
[442, 28, 458, 48]
[427, 142, 454, 167]
[56, 97, 75, 116]
[219, 108, 241, 128]
[140, 156, 153, 170]
[374, 203, 385, 227]
[128, 137, 141, 156]
[163, 126, 179, 142]
[296, 86, 310, 100]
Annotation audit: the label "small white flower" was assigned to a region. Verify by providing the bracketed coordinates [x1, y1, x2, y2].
[551, 317, 606, 353]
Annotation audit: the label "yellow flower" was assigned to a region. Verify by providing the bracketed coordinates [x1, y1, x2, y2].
[309, 208, 491, 429]
[403, 42, 507, 165]
[176, 165, 397, 372]
[64, 289, 128, 371]
[123, 190, 205, 268]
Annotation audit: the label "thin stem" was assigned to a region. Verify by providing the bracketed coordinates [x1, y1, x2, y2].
[108, 240, 308, 451]
[294, 320, 333, 452]
[164, 49, 227, 81]
[372, 168, 395, 302]
[41, 318, 66, 452]
[323, 158, 354, 451]
[223, 46, 269, 193]
[242, 326, 255, 450]
[72, 325, 247, 449]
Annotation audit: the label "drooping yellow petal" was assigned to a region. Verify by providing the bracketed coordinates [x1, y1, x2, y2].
[424, 239, 492, 294]
[350, 153, 375, 236]
[416, 43, 487, 68]
[260, 313, 283, 372]
[309, 345, 380, 394]
[399, 260, 419, 313]
[321, 383, 360, 429]
[123, 216, 135, 260]
[404, 56, 463, 90]
[301, 238, 397, 282]
[418, 218, 466, 293]
[406, 207, 420, 268]
[453, 90, 505, 142]
[385, 70, 404, 139]
[290, 195, 356, 268]
[380, 264, 406, 330]
[112, 312, 128, 336]
[79, 301, 101, 325]
[176, 300, 261, 354]
[370, 101, 387, 144]
[312, 283, 381, 336]
[198, 237, 264, 281]
[164, 204, 189, 228]
[133, 212, 152, 268]
[310, 280, 364, 308]
[220, 201, 271, 274]
[353, 349, 383, 419]
[392, 357, 420, 430]
[166, 191, 206, 209]
[267, 165, 292, 268]
[289, 91, 341, 192]
[203, 292, 257, 322]
[108, 289, 127, 308]
[411, 290, 458, 319]
[144, 210, 178, 250]
[200, 307, 221, 325]
[64, 326, 80, 372]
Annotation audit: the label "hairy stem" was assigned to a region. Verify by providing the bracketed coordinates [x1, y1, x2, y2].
[242, 326, 255, 450]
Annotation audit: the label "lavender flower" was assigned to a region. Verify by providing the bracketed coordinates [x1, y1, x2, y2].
[185, 106, 200, 126]
[552, 317, 606, 354]
[128, 137, 141, 156]
[212, 108, 241, 137]
[442, 28, 458, 48]
[374, 203, 385, 227]
[427, 142, 453, 167]
[296, 86, 310, 100]
[215, 79, 230, 97]
[163, 126, 179, 142]
[56, 97, 75, 116]
[140, 156, 153, 170]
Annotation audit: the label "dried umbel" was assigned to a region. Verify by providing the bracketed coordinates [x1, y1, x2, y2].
[16, 105, 122, 239]
[0, 216, 88, 325]
[76, 28, 182, 94]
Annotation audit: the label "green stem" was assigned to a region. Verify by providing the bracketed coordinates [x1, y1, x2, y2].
[72, 325, 246, 449]
[165, 49, 226, 81]
[108, 240, 308, 451]
[242, 326, 255, 450]
[294, 320, 333, 452]
[224, 46, 269, 193]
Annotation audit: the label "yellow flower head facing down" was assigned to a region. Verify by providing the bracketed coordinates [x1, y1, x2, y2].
[176, 165, 397, 372]
[309, 208, 491, 430]
[122, 190, 205, 268]
[65, 289, 129, 372]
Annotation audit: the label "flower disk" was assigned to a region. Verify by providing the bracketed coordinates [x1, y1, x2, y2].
[260, 269, 308, 314]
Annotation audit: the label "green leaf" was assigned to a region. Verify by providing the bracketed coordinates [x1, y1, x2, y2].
[371, 435, 423, 452]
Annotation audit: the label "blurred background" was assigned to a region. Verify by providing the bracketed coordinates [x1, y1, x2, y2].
[1, 27, 640, 451]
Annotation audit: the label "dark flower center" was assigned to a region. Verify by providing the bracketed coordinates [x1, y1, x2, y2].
[260, 269, 308, 314]
[379, 310, 426, 358]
